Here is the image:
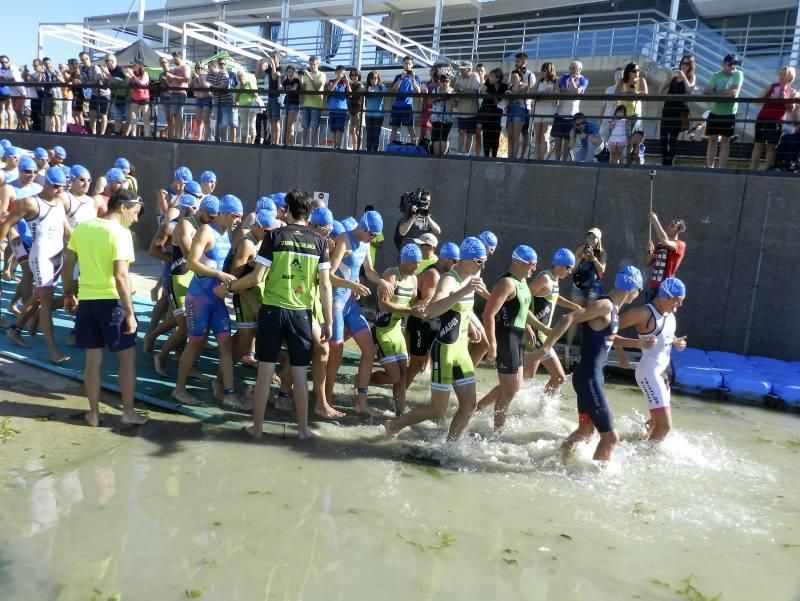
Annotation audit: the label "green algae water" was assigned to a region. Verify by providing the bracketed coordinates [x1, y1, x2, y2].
[1, 370, 799, 601]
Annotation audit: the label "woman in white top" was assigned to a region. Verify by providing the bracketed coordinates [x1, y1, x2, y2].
[615, 63, 648, 151]
[531, 62, 558, 160]
[608, 105, 629, 165]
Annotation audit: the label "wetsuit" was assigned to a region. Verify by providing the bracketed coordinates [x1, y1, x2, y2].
[372, 267, 415, 364]
[185, 225, 232, 339]
[331, 230, 370, 344]
[167, 215, 197, 317]
[430, 270, 476, 391]
[634, 304, 676, 412]
[528, 270, 559, 360]
[494, 271, 531, 374]
[407, 262, 444, 357]
[571, 296, 618, 432]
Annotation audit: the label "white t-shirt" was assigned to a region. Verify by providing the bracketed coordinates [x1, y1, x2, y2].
[555, 73, 589, 116]
[533, 79, 557, 116]
[0, 65, 24, 97]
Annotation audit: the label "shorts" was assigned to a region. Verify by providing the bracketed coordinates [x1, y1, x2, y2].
[9, 235, 30, 261]
[525, 331, 558, 361]
[217, 103, 234, 129]
[266, 97, 281, 120]
[169, 93, 187, 116]
[285, 103, 300, 113]
[41, 96, 62, 118]
[90, 95, 110, 116]
[30, 250, 63, 289]
[75, 299, 137, 352]
[373, 323, 408, 365]
[110, 100, 127, 122]
[167, 271, 193, 317]
[635, 363, 671, 412]
[754, 120, 783, 145]
[496, 328, 524, 375]
[572, 280, 603, 302]
[572, 363, 614, 433]
[300, 107, 322, 129]
[430, 121, 453, 142]
[430, 339, 475, 392]
[72, 98, 87, 114]
[389, 105, 413, 127]
[185, 291, 231, 339]
[348, 112, 363, 129]
[705, 112, 736, 138]
[233, 291, 259, 329]
[506, 104, 528, 124]
[552, 114, 574, 139]
[0, 91, 8, 101]
[329, 109, 347, 133]
[255, 305, 313, 366]
[330, 294, 370, 344]
[195, 97, 213, 110]
[407, 315, 438, 357]
[12, 97, 26, 115]
[457, 117, 477, 133]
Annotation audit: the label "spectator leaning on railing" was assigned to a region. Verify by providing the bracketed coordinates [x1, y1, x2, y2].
[282, 65, 302, 146]
[299, 56, 326, 148]
[390, 56, 421, 145]
[255, 51, 283, 145]
[364, 71, 386, 152]
[207, 59, 235, 143]
[703, 54, 744, 169]
[750, 66, 797, 171]
[453, 61, 481, 157]
[531, 62, 558, 160]
[659, 55, 696, 166]
[553, 60, 588, 162]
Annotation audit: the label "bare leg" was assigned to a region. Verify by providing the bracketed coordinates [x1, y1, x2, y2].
[325, 343, 343, 407]
[119, 346, 147, 425]
[446, 382, 478, 441]
[154, 316, 187, 374]
[470, 334, 489, 367]
[171, 337, 206, 405]
[291, 365, 316, 439]
[765, 144, 777, 169]
[488, 371, 522, 432]
[370, 360, 401, 412]
[216, 334, 242, 409]
[706, 136, 717, 168]
[385, 388, 450, 439]
[561, 422, 596, 461]
[542, 356, 566, 397]
[246, 361, 275, 439]
[39, 289, 69, 363]
[405, 354, 428, 388]
[352, 332, 381, 416]
[750, 142, 763, 171]
[311, 323, 343, 418]
[83, 348, 103, 427]
[593, 430, 619, 462]
[718, 137, 731, 169]
[644, 409, 672, 442]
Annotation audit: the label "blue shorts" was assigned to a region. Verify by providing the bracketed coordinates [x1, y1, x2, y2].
[75, 299, 137, 353]
[267, 97, 281, 120]
[507, 104, 528, 124]
[329, 109, 347, 133]
[169, 94, 187, 116]
[331, 294, 370, 344]
[552, 114, 574, 139]
[195, 97, 213, 110]
[301, 107, 322, 129]
[285, 103, 300, 113]
[217, 103, 234, 129]
[572, 362, 614, 433]
[185, 292, 231, 339]
[458, 117, 477, 133]
[110, 100, 127, 122]
[389, 105, 413, 127]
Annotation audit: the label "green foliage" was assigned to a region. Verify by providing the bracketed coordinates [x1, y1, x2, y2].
[0, 418, 20, 444]
[674, 575, 722, 601]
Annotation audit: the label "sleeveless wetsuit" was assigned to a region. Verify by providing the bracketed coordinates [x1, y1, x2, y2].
[634, 303, 676, 412]
[528, 270, 559, 359]
[65, 193, 96, 228]
[28, 195, 66, 289]
[166, 215, 197, 317]
[331, 230, 371, 344]
[372, 267, 415, 364]
[185, 224, 232, 338]
[494, 271, 531, 374]
[407, 262, 444, 357]
[230, 233, 264, 330]
[430, 270, 476, 391]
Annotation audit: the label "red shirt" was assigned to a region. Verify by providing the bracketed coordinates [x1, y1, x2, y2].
[648, 240, 686, 288]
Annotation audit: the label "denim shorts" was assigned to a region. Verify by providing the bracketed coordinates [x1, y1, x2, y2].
[301, 107, 322, 129]
[267, 97, 281, 120]
[195, 96, 213, 110]
[169, 93, 187, 116]
[285, 103, 300, 113]
[507, 104, 528, 124]
[217, 103, 234, 129]
[329, 109, 347, 133]
[110, 100, 127, 122]
[457, 117, 477, 133]
[552, 114, 574, 139]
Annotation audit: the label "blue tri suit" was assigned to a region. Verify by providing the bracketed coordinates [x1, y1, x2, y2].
[185, 225, 232, 339]
[330, 230, 371, 344]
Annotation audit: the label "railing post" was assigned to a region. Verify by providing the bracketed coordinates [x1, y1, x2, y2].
[634, 14, 641, 55]
[571, 16, 581, 58]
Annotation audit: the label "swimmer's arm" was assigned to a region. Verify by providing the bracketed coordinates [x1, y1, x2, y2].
[613, 335, 647, 349]
[556, 296, 581, 311]
[377, 269, 401, 313]
[230, 239, 255, 277]
[186, 227, 220, 279]
[62, 249, 77, 297]
[175, 222, 194, 258]
[231, 263, 266, 292]
[539, 300, 610, 352]
[414, 269, 438, 304]
[156, 188, 169, 217]
[482, 278, 514, 351]
[0, 197, 29, 241]
[362, 248, 383, 286]
[148, 222, 173, 262]
[525, 310, 550, 333]
[425, 276, 476, 319]
[326, 234, 352, 289]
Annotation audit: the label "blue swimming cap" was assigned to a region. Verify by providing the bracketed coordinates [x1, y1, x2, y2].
[177, 194, 200, 210]
[18, 156, 37, 172]
[310, 207, 334, 227]
[59, 165, 71, 179]
[552, 248, 576, 268]
[272, 192, 287, 209]
[341, 216, 358, 232]
[0, 139, 10, 150]
[44, 166, 67, 187]
[200, 170, 217, 184]
[479, 230, 498, 251]
[219, 194, 244, 215]
[439, 242, 460, 261]
[184, 181, 202, 196]
[256, 196, 277, 213]
[174, 166, 193, 183]
[69, 164, 90, 181]
[658, 277, 686, 298]
[105, 168, 126, 184]
[4, 146, 20, 158]
[512, 245, 537, 264]
[33, 147, 49, 160]
[199, 195, 220, 216]
[359, 210, 383, 235]
[52, 145, 67, 159]
[12, 182, 43, 200]
[332, 220, 347, 237]
[255, 208, 279, 228]
[615, 265, 644, 292]
[400, 243, 423, 263]
[3, 170, 17, 184]
[114, 157, 130, 171]
[460, 236, 487, 261]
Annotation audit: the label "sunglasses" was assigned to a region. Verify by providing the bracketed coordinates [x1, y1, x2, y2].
[21, 169, 36, 174]
[315, 226, 333, 236]
[473, 259, 485, 266]
[76, 177, 91, 183]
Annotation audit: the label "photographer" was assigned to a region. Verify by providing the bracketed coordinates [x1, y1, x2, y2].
[394, 188, 441, 250]
[390, 56, 421, 144]
[565, 227, 607, 367]
[569, 112, 602, 162]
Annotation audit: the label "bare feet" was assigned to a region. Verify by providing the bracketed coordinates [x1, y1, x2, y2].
[142, 333, 156, 355]
[153, 354, 168, 377]
[244, 423, 262, 439]
[297, 428, 320, 440]
[240, 353, 258, 369]
[188, 366, 212, 381]
[171, 389, 203, 406]
[222, 393, 251, 412]
[384, 420, 400, 440]
[314, 403, 346, 419]
[84, 411, 101, 427]
[49, 353, 71, 365]
[6, 328, 29, 348]
[211, 378, 223, 402]
[121, 412, 149, 426]
[354, 401, 385, 417]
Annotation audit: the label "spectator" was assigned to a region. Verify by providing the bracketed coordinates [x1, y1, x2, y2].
[395, 188, 441, 250]
[327, 65, 350, 150]
[453, 61, 481, 156]
[531, 62, 558, 160]
[256, 51, 283, 145]
[565, 227, 607, 366]
[512, 53, 537, 159]
[659, 55, 695, 166]
[505, 70, 527, 159]
[0, 55, 23, 130]
[282, 65, 301, 146]
[570, 112, 602, 162]
[628, 129, 647, 165]
[644, 213, 686, 302]
[419, 65, 439, 143]
[616, 62, 648, 154]
[553, 60, 588, 161]
[66, 58, 85, 129]
[207, 60, 235, 143]
[600, 67, 623, 140]
[155, 56, 171, 135]
[608, 105, 629, 164]
[38, 57, 64, 133]
[79, 51, 109, 135]
[164, 53, 190, 139]
[475, 63, 486, 153]
[430, 69, 455, 156]
[236, 68, 259, 145]
[59, 62, 73, 132]
[299, 56, 326, 147]
[390, 56, 421, 144]
[348, 68, 364, 150]
[364, 71, 386, 152]
[750, 66, 796, 171]
[191, 62, 212, 141]
[703, 54, 744, 169]
[478, 68, 506, 158]
[127, 61, 150, 137]
[101, 54, 129, 136]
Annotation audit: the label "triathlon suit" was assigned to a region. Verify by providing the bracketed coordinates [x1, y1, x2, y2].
[228, 233, 264, 330]
[157, 190, 180, 284]
[634, 304, 676, 412]
[430, 270, 476, 391]
[166, 215, 197, 317]
[7, 188, 35, 263]
[494, 271, 531, 375]
[571, 296, 618, 432]
[28, 195, 66, 289]
[66, 192, 97, 279]
[528, 270, 559, 360]
[372, 267, 415, 365]
[185, 225, 232, 339]
[331, 230, 371, 344]
[407, 262, 444, 357]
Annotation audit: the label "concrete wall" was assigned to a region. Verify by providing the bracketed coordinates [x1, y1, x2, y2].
[5, 133, 799, 360]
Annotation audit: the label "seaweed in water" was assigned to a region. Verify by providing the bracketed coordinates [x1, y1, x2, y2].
[185, 589, 205, 598]
[0, 418, 20, 444]
[674, 575, 722, 601]
[396, 531, 456, 551]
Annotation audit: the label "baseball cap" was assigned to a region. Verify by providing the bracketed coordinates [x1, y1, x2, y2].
[200, 170, 217, 184]
[478, 230, 498, 252]
[272, 192, 287, 209]
[412, 232, 438, 248]
[310, 207, 334, 228]
[400, 243, 423, 264]
[177, 193, 200, 210]
[199, 195, 220, 216]
[44, 166, 67, 187]
[33, 147, 49, 160]
[52, 145, 67, 159]
[18, 156, 37, 172]
[341, 216, 358, 232]
[512, 245, 537, 264]
[219, 194, 244, 215]
[615, 266, 643, 292]
[723, 54, 740, 65]
[458, 60, 473, 70]
[359, 210, 383, 235]
[114, 157, 130, 172]
[552, 248, 576, 268]
[586, 227, 602, 240]
[255, 208, 279, 229]
[658, 277, 686, 298]
[105, 168, 127, 184]
[4, 146, 20, 159]
[184, 181, 202, 196]
[439, 242, 460, 261]
[460, 236, 487, 261]
[332, 220, 347, 237]
[256, 196, 277, 213]
[174, 166, 193, 183]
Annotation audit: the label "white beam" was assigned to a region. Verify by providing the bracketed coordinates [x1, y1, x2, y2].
[215, 21, 311, 62]
[433, 0, 443, 52]
[138, 0, 146, 39]
[160, 22, 264, 60]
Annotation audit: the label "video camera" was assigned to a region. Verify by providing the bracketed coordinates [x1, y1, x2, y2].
[399, 188, 431, 217]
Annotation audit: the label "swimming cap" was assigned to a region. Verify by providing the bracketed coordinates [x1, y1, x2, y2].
[219, 194, 244, 215]
[33, 147, 49, 160]
[174, 166, 193, 183]
[199, 195, 220, 216]
[272, 192, 287, 209]
[59, 165, 71, 179]
[0, 139, 11, 150]
[658, 277, 686, 298]
[256, 196, 277, 213]
[200, 170, 217, 184]
[359, 210, 383, 235]
[478, 230, 498, 251]
[18, 156, 37, 172]
[44, 166, 67, 187]
[105, 168, 127, 184]
[310, 207, 334, 227]
[552, 248, 576, 268]
[69, 164, 90, 181]
[615, 265, 643, 292]
[460, 236, 487, 261]
[177, 194, 200, 210]
[439, 242, 460, 261]
[332, 220, 347, 237]
[52, 146, 67, 159]
[255, 208, 279, 228]
[512, 245, 537, 264]
[400, 243, 423, 263]
[4, 146, 20, 158]
[341, 216, 358, 232]
[184, 181, 202, 196]
[114, 157, 130, 171]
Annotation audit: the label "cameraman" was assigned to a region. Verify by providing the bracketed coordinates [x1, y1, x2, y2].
[394, 188, 441, 250]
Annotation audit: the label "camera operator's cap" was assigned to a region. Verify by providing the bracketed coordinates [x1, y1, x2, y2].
[658, 277, 686, 299]
[359, 210, 384, 235]
[478, 230, 498, 252]
[439, 242, 460, 261]
[33, 147, 49, 160]
[4, 146, 20, 158]
[199, 195, 220, 216]
[256, 196, 277, 214]
[114, 157, 130, 172]
[458, 60, 473, 70]
[586, 227, 602, 240]
[332, 220, 347, 237]
[310, 207, 334, 228]
[400, 243, 423, 264]
[723, 54, 741, 65]
[460, 236, 487, 261]
[512, 245, 538, 264]
[552, 248, 576, 268]
[200, 170, 217, 184]
[105, 168, 127, 184]
[177, 193, 200, 210]
[271, 192, 287, 209]
[19, 156, 37, 172]
[44, 166, 67, 187]
[219, 194, 244, 215]
[174, 166, 193, 183]
[412, 233, 438, 248]
[341, 216, 358, 232]
[255, 208, 279, 229]
[615, 265, 643, 292]
[184, 180, 202, 196]
[52, 145, 67, 159]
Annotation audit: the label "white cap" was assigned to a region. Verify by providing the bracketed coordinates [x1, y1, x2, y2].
[412, 233, 439, 248]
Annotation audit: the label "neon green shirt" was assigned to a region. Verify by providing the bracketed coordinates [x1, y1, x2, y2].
[67, 218, 135, 301]
[301, 72, 326, 109]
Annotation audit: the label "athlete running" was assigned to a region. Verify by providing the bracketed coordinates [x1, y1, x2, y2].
[469, 230, 499, 366]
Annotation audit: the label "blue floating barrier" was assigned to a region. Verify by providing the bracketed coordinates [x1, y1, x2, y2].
[748, 356, 787, 369]
[679, 348, 709, 361]
[673, 366, 723, 393]
[726, 374, 772, 402]
[774, 383, 800, 407]
[707, 351, 747, 362]
[722, 370, 759, 388]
